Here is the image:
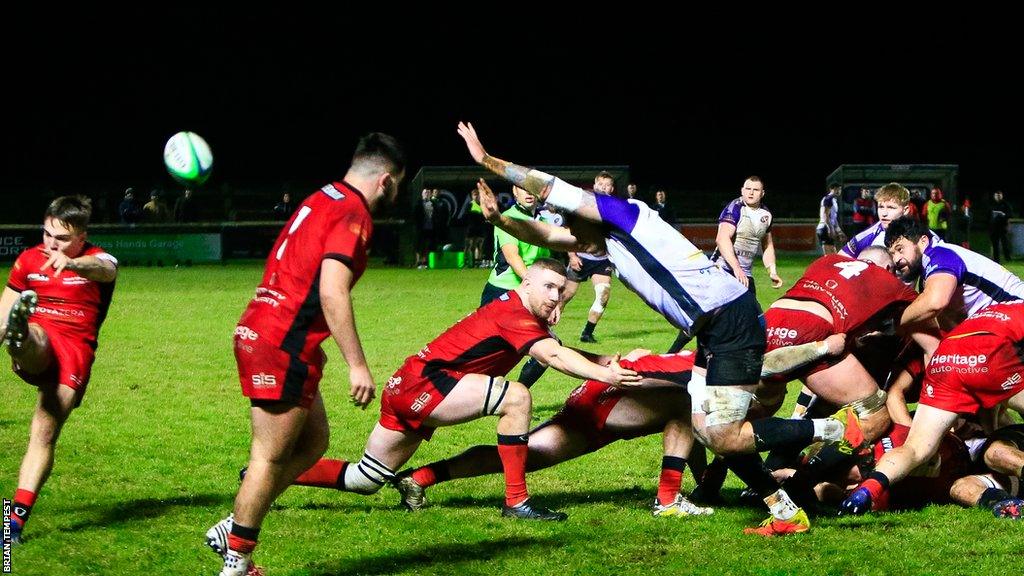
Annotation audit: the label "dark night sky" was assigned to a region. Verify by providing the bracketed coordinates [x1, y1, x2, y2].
[5, 11, 1021, 213]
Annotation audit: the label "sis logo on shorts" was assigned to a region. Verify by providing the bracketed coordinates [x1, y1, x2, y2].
[1001, 373, 1022, 391]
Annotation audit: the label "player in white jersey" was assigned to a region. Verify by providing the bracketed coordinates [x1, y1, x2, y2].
[711, 176, 782, 295]
[561, 171, 617, 343]
[886, 217, 1024, 333]
[841, 183, 942, 259]
[457, 121, 851, 535]
[816, 184, 844, 255]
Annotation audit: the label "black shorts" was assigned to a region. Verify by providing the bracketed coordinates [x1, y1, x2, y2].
[567, 257, 614, 283]
[695, 290, 766, 386]
[816, 226, 835, 246]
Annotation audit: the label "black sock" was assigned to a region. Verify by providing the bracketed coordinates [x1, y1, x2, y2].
[765, 445, 805, 471]
[805, 442, 858, 480]
[795, 391, 814, 410]
[518, 359, 548, 388]
[723, 453, 778, 497]
[661, 455, 687, 473]
[688, 442, 708, 479]
[582, 321, 597, 336]
[978, 487, 1012, 508]
[750, 418, 815, 452]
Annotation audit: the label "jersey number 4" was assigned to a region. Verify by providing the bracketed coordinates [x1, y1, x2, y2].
[834, 260, 869, 279]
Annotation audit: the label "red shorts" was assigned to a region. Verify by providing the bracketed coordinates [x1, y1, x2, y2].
[920, 331, 1024, 415]
[547, 381, 628, 450]
[763, 307, 838, 383]
[14, 329, 95, 394]
[379, 367, 464, 440]
[235, 329, 325, 409]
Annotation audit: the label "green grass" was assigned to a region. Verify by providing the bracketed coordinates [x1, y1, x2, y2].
[3, 255, 1024, 575]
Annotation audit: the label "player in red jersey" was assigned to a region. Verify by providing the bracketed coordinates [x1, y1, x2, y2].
[842, 301, 1024, 515]
[207, 133, 406, 576]
[276, 259, 640, 523]
[391, 350, 716, 517]
[1, 196, 117, 544]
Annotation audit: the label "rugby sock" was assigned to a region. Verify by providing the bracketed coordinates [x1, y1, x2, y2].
[227, 522, 260, 555]
[861, 471, 890, 500]
[813, 418, 845, 443]
[697, 456, 728, 493]
[11, 489, 36, 529]
[657, 456, 687, 505]
[792, 391, 815, 418]
[411, 462, 451, 488]
[582, 321, 597, 336]
[498, 433, 530, 507]
[750, 418, 815, 451]
[723, 453, 778, 497]
[294, 458, 347, 489]
[518, 359, 548, 388]
[978, 487, 1012, 508]
[765, 488, 800, 521]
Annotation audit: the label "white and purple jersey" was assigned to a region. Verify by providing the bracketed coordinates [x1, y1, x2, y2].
[841, 221, 943, 258]
[817, 194, 839, 231]
[712, 198, 773, 276]
[921, 242, 1024, 317]
[590, 191, 748, 334]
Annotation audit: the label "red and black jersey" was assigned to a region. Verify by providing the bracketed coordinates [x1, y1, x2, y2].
[782, 254, 918, 335]
[6, 242, 116, 347]
[396, 290, 553, 380]
[237, 181, 373, 359]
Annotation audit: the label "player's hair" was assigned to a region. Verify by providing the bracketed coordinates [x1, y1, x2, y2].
[45, 195, 92, 233]
[884, 216, 930, 248]
[828, 183, 841, 190]
[745, 175, 764, 188]
[351, 132, 407, 176]
[530, 258, 568, 277]
[594, 170, 615, 183]
[875, 182, 910, 205]
[858, 245, 893, 267]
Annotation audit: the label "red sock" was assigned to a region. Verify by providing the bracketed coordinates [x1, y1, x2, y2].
[228, 522, 261, 555]
[657, 456, 686, 505]
[497, 434, 529, 507]
[294, 459, 347, 488]
[411, 464, 446, 488]
[11, 489, 37, 528]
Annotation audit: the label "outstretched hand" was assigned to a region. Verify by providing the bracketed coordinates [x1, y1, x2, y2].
[476, 179, 502, 224]
[607, 354, 642, 387]
[457, 121, 488, 164]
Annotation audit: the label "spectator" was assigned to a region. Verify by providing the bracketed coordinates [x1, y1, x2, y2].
[174, 189, 199, 222]
[143, 190, 172, 223]
[990, 190, 1013, 263]
[273, 192, 294, 220]
[651, 189, 675, 222]
[926, 187, 952, 240]
[118, 188, 142, 224]
[852, 187, 877, 234]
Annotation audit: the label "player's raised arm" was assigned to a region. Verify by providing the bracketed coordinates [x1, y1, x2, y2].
[458, 122, 605, 224]
[476, 179, 586, 252]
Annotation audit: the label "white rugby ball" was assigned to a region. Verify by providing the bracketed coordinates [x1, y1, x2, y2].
[163, 131, 213, 185]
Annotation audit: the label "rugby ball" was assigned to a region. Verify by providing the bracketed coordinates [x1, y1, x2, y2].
[164, 131, 213, 185]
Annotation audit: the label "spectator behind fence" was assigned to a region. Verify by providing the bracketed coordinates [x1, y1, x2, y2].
[273, 192, 294, 220]
[119, 188, 142, 224]
[143, 190, 172, 223]
[174, 189, 199, 222]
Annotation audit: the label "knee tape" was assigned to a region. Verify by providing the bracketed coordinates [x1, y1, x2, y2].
[688, 370, 707, 414]
[482, 376, 510, 416]
[590, 283, 611, 314]
[849, 389, 887, 419]
[341, 453, 396, 495]
[703, 386, 753, 427]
